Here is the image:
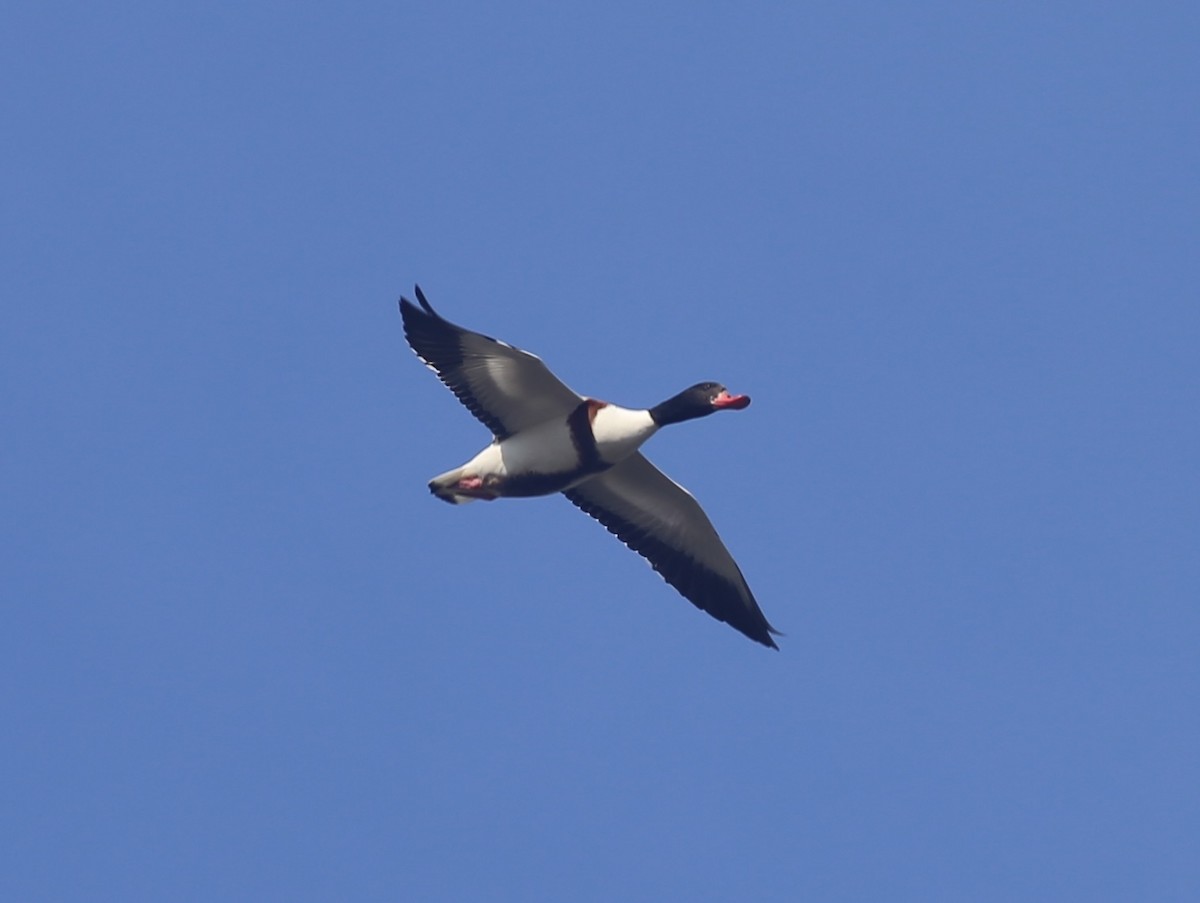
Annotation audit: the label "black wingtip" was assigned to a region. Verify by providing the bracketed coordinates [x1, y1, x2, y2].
[729, 609, 781, 649]
[399, 284, 438, 320]
[746, 624, 781, 650]
[413, 284, 436, 316]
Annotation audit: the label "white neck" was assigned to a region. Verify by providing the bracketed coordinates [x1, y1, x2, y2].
[590, 405, 658, 464]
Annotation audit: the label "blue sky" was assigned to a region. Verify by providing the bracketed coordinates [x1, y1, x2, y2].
[3, 3, 1198, 900]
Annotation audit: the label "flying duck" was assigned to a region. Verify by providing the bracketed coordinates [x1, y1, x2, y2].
[399, 286, 779, 649]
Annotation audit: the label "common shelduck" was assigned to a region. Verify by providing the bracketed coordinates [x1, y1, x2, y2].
[399, 286, 779, 648]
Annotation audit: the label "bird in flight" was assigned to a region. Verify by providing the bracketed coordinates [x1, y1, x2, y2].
[399, 286, 779, 648]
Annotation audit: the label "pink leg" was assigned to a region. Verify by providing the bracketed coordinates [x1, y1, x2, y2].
[456, 475, 499, 501]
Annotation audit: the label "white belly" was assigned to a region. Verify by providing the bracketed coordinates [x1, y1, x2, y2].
[437, 404, 658, 500]
[465, 419, 582, 479]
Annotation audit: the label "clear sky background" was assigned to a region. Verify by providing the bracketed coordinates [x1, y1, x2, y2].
[3, 3, 1198, 901]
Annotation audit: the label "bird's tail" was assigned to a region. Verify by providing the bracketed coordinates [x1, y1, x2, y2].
[428, 466, 478, 504]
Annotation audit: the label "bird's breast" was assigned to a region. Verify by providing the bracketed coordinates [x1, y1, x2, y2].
[588, 403, 658, 465]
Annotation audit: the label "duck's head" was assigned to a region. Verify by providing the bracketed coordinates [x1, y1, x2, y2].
[650, 382, 751, 426]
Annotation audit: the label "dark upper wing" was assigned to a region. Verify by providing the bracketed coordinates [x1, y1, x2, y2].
[564, 453, 779, 648]
[399, 286, 582, 439]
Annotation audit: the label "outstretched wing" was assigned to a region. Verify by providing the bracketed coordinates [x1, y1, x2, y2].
[399, 286, 582, 439]
[565, 453, 779, 648]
